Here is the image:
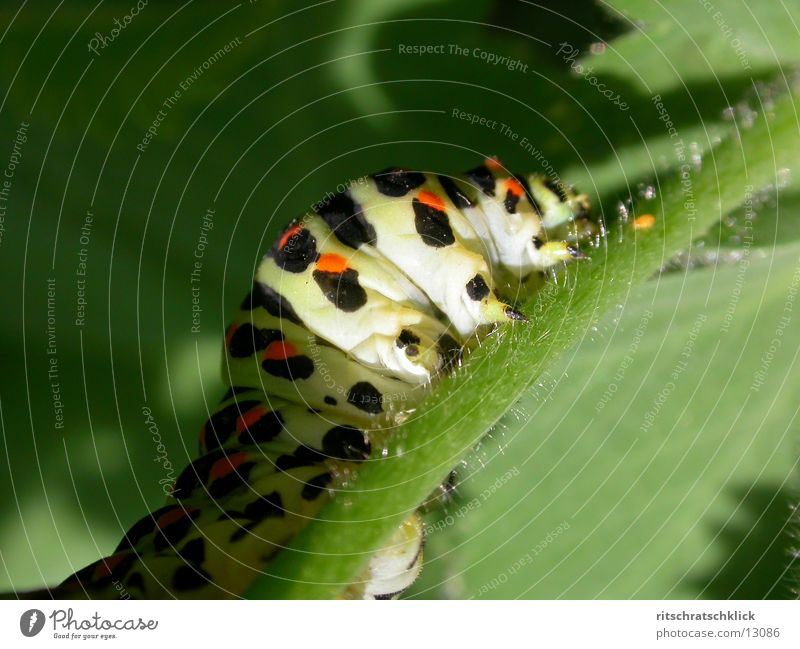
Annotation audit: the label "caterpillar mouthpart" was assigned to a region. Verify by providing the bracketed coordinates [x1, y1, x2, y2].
[505, 306, 529, 322]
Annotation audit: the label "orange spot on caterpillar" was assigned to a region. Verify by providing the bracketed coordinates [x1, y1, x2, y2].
[225, 324, 237, 350]
[94, 551, 129, 579]
[417, 190, 446, 213]
[633, 214, 656, 230]
[315, 253, 349, 274]
[210, 452, 249, 481]
[506, 178, 524, 197]
[484, 156, 503, 170]
[263, 340, 298, 361]
[156, 506, 189, 529]
[236, 406, 266, 434]
[278, 225, 302, 250]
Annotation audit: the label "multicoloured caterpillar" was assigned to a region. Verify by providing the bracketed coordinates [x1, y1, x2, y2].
[44, 159, 592, 599]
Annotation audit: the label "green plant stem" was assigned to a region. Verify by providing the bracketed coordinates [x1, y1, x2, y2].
[246, 89, 800, 599]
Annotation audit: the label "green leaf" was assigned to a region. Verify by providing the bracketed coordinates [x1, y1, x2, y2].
[411, 239, 800, 598]
[593, 0, 800, 89]
[691, 190, 800, 255]
[245, 86, 800, 599]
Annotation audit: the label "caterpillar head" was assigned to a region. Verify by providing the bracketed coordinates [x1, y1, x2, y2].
[462, 166, 590, 279]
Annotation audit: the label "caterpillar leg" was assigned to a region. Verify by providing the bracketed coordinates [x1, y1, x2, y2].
[526, 173, 591, 229]
[342, 515, 424, 600]
[528, 238, 586, 268]
[420, 469, 458, 513]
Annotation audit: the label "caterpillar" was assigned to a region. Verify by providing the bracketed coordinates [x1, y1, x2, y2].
[38, 159, 592, 599]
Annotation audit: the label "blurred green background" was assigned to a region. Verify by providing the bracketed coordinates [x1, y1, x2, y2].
[0, 0, 797, 598]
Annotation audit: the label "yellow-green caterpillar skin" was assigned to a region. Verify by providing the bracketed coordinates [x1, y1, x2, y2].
[48, 161, 590, 599]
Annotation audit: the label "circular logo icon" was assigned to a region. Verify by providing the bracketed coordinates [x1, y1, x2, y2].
[20, 609, 45, 637]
